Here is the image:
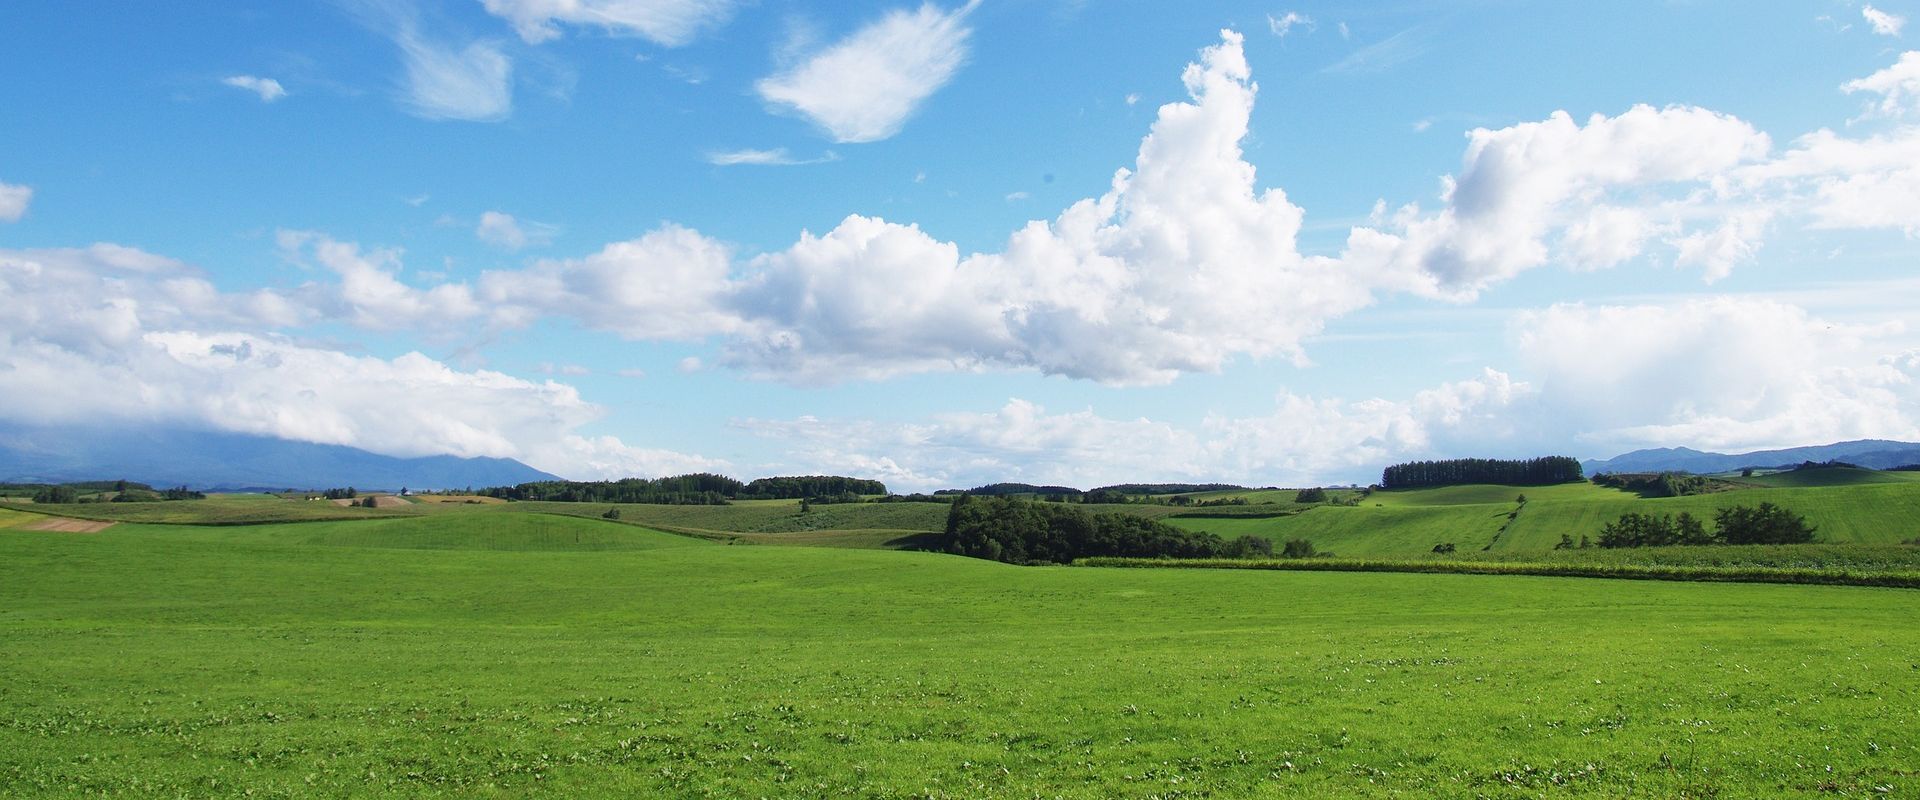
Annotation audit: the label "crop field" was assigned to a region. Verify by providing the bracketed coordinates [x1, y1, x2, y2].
[0, 493, 410, 524]
[3, 516, 1918, 798]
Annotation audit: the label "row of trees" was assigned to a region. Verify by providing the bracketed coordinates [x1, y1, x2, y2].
[740, 476, 887, 499]
[478, 473, 890, 505]
[1591, 472, 1713, 497]
[941, 496, 1270, 564]
[27, 483, 201, 503]
[1597, 503, 1816, 548]
[1381, 457, 1584, 489]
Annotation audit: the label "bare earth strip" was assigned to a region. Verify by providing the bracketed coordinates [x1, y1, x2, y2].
[19, 517, 116, 533]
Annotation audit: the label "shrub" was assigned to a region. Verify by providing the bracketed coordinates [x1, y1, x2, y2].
[1281, 538, 1317, 559]
[1431, 542, 1456, 554]
[1223, 535, 1274, 559]
[602, 507, 621, 520]
[1294, 487, 1328, 503]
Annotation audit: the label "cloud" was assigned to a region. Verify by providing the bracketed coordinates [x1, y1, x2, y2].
[475, 210, 559, 249]
[1325, 28, 1428, 74]
[352, 2, 514, 122]
[737, 370, 1532, 491]
[704, 147, 839, 166]
[276, 231, 482, 331]
[1267, 12, 1312, 38]
[1842, 50, 1920, 118]
[1864, 5, 1907, 36]
[0, 180, 30, 222]
[1512, 297, 1919, 453]
[0, 245, 714, 480]
[1003, 190, 1029, 201]
[738, 296, 1920, 489]
[755, 2, 976, 143]
[475, 224, 744, 338]
[220, 75, 287, 102]
[480, 0, 736, 45]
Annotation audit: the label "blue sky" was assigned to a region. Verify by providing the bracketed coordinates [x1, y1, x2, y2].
[3, 0, 1919, 489]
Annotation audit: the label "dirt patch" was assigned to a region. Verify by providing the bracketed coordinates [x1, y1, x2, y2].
[328, 496, 413, 508]
[19, 517, 116, 533]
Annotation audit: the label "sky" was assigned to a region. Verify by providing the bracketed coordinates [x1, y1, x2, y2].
[2, 0, 1919, 491]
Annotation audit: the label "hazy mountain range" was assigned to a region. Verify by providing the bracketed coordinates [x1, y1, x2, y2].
[1581, 440, 1920, 475]
[0, 425, 556, 490]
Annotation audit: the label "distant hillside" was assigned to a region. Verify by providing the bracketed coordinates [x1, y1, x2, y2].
[1584, 440, 1920, 475]
[0, 424, 558, 490]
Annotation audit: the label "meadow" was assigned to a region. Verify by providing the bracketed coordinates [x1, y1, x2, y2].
[3, 514, 1918, 797]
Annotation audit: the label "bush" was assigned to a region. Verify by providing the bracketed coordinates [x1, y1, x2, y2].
[1223, 535, 1274, 559]
[602, 507, 620, 520]
[1431, 543, 1456, 554]
[1281, 538, 1317, 559]
[1294, 487, 1328, 503]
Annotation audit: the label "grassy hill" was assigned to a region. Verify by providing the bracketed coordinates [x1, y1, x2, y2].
[3, 519, 1918, 796]
[1741, 465, 1920, 488]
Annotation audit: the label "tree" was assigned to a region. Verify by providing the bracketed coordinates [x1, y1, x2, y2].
[1716, 503, 1815, 545]
[1294, 487, 1329, 503]
[1281, 538, 1317, 559]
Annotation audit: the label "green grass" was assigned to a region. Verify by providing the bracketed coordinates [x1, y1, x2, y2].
[1742, 466, 1920, 488]
[3, 521, 1918, 797]
[1167, 503, 1514, 556]
[503, 499, 953, 535]
[1502, 482, 1920, 551]
[1365, 481, 1633, 506]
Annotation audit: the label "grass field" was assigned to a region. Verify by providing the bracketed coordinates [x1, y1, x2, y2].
[0, 493, 411, 524]
[1167, 504, 1514, 557]
[3, 519, 1918, 797]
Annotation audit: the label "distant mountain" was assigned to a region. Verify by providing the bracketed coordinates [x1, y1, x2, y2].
[1583, 439, 1920, 475]
[0, 424, 559, 490]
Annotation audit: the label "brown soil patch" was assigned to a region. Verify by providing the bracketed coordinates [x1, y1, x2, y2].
[329, 495, 414, 508]
[19, 517, 116, 533]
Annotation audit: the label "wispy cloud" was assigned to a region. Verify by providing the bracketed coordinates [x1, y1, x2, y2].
[1325, 28, 1429, 74]
[480, 0, 737, 45]
[476, 211, 558, 250]
[221, 75, 287, 102]
[1864, 4, 1907, 36]
[350, 1, 513, 122]
[1267, 11, 1313, 38]
[704, 147, 840, 166]
[756, 1, 978, 143]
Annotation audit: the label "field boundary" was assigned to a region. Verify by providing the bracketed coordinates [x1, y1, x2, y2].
[1078, 556, 1920, 589]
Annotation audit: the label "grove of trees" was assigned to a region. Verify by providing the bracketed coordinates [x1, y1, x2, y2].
[478, 473, 889, 505]
[1597, 503, 1816, 548]
[1381, 457, 1584, 489]
[941, 496, 1277, 564]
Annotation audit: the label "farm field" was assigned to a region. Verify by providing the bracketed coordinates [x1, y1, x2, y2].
[3, 517, 1918, 797]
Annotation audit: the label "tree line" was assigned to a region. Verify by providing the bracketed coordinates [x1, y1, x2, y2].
[940, 496, 1274, 564]
[477, 473, 889, 505]
[1381, 457, 1583, 489]
[1596, 503, 1816, 548]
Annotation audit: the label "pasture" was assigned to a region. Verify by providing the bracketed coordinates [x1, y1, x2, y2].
[3, 517, 1917, 797]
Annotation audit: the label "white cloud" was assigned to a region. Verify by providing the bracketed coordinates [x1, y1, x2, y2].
[276, 231, 482, 331]
[476, 225, 743, 338]
[1267, 12, 1312, 38]
[756, 2, 976, 143]
[221, 75, 287, 102]
[704, 147, 839, 166]
[1842, 50, 1920, 118]
[1864, 5, 1907, 36]
[738, 371, 1532, 491]
[475, 210, 558, 249]
[0, 245, 714, 480]
[1124, 92, 1140, 106]
[480, 0, 735, 45]
[352, 2, 513, 122]
[1003, 190, 1029, 201]
[0, 181, 30, 222]
[1512, 298, 1919, 453]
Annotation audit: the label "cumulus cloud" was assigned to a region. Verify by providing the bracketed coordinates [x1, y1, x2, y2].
[221, 75, 287, 102]
[738, 370, 1532, 491]
[1843, 51, 1920, 118]
[475, 210, 559, 249]
[480, 0, 735, 45]
[476, 224, 743, 338]
[1512, 297, 1919, 452]
[756, 2, 976, 143]
[1864, 5, 1907, 36]
[0, 245, 714, 480]
[277, 231, 482, 331]
[0, 180, 30, 222]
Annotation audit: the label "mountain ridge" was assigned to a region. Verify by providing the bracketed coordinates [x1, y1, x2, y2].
[1584, 439, 1920, 474]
